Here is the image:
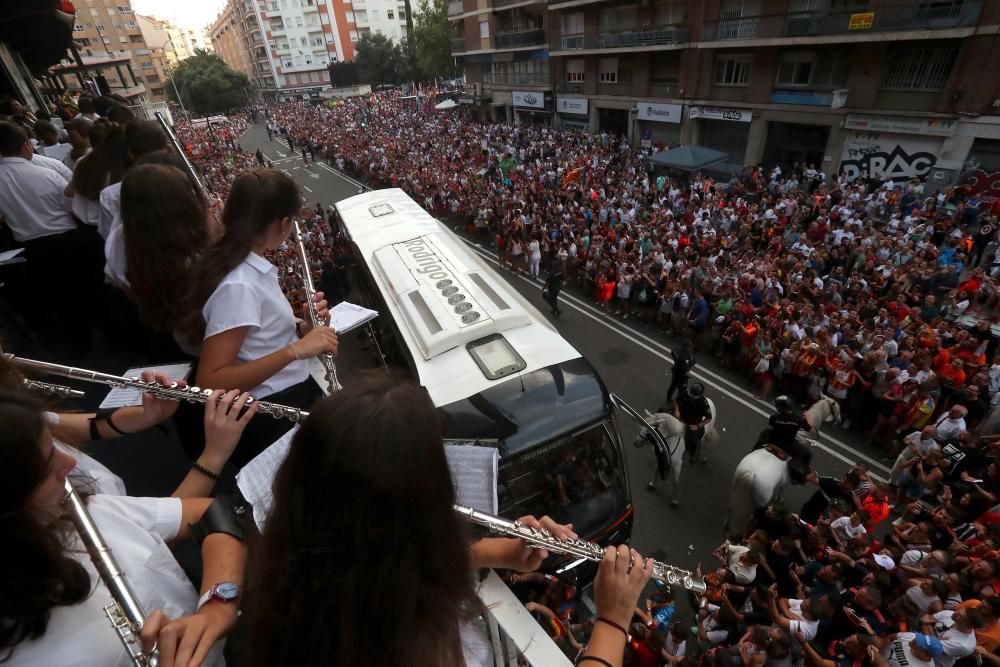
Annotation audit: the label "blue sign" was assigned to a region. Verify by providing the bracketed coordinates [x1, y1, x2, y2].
[642, 128, 652, 140]
[770, 90, 832, 107]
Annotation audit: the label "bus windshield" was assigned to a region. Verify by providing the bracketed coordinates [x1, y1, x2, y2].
[497, 420, 628, 539]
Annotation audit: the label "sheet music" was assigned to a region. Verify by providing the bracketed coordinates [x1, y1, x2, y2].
[445, 443, 500, 515]
[0, 248, 25, 263]
[239, 433, 500, 530]
[327, 301, 378, 334]
[98, 363, 192, 409]
[236, 425, 299, 531]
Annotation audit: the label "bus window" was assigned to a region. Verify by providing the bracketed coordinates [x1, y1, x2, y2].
[497, 421, 628, 539]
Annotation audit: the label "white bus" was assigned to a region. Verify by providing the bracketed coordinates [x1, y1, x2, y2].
[336, 189, 658, 574]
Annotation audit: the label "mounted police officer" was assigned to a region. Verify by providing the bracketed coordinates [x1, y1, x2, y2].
[758, 395, 814, 483]
[676, 381, 712, 466]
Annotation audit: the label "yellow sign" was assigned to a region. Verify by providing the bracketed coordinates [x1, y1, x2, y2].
[848, 12, 874, 30]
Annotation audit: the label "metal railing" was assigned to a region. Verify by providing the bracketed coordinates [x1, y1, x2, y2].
[483, 72, 551, 86]
[448, 0, 464, 15]
[494, 0, 544, 8]
[451, 37, 467, 51]
[702, 0, 982, 41]
[496, 27, 546, 48]
[556, 24, 686, 50]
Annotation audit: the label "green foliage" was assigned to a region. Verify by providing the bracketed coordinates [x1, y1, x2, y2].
[412, 0, 457, 79]
[354, 32, 407, 86]
[165, 50, 253, 115]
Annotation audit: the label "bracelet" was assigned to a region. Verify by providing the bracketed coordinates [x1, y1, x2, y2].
[595, 617, 629, 640]
[192, 462, 221, 481]
[289, 341, 302, 360]
[103, 411, 128, 436]
[577, 657, 615, 667]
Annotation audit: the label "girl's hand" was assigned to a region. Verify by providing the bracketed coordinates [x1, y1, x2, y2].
[293, 326, 339, 358]
[136, 371, 185, 429]
[202, 390, 257, 469]
[594, 545, 654, 628]
[506, 515, 577, 571]
[299, 292, 330, 332]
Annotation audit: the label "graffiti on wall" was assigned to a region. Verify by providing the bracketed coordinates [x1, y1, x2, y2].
[960, 168, 1000, 212]
[840, 132, 940, 182]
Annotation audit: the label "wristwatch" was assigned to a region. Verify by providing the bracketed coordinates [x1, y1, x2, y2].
[197, 581, 242, 611]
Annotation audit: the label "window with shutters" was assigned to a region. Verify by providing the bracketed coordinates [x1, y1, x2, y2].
[599, 57, 618, 83]
[714, 54, 752, 86]
[566, 58, 584, 82]
[880, 46, 957, 90]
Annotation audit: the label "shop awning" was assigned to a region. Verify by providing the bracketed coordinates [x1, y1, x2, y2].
[434, 99, 458, 110]
[648, 145, 729, 172]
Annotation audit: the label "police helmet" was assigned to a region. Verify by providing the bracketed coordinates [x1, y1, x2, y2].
[774, 395, 793, 410]
[687, 382, 705, 398]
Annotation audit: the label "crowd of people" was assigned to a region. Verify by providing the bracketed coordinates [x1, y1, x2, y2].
[2, 85, 1000, 667]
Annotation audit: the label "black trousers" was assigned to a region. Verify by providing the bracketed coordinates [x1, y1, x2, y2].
[665, 371, 689, 404]
[685, 425, 705, 462]
[178, 376, 323, 471]
[22, 225, 104, 354]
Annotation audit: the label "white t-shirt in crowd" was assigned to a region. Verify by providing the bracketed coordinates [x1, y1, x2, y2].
[787, 599, 819, 641]
[932, 610, 976, 667]
[5, 495, 224, 667]
[831, 516, 867, 541]
[30, 153, 74, 183]
[727, 545, 757, 584]
[884, 632, 935, 667]
[202, 251, 310, 397]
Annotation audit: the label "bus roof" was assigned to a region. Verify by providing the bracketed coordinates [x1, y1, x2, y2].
[336, 188, 582, 408]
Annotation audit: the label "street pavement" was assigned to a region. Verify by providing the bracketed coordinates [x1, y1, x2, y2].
[242, 119, 892, 571]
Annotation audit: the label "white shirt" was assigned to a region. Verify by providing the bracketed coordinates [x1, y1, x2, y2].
[72, 193, 102, 228]
[99, 181, 123, 239]
[787, 599, 819, 641]
[932, 610, 976, 667]
[934, 415, 966, 441]
[727, 545, 757, 584]
[0, 157, 77, 242]
[884, 633, 935, 667]
[203, 252, 310, 397]
[831, 516, 867, 541]
[104, 223, 128, 288]
[30, 153, 74, 183]
[5, 495, 223, 667]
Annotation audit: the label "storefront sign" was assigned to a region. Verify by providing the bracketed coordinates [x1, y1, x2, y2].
[512, 91, 545, 109]
[636, 102, 682, 123]
[840, 132, 941, 182]
[557, 97, 588, 116]
[688, 105, 752, 123]
[848, 12, 874, 30]
[844, 114, 956, 137]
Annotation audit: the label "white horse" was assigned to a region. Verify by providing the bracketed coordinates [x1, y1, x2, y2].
[726, 395, 841, 534]
[634, 398, 717, 506]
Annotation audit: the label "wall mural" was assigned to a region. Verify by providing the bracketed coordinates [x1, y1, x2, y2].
[840, 132, 940, 182]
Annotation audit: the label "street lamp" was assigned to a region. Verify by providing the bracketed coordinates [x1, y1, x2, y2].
[165, 34, 188, 114]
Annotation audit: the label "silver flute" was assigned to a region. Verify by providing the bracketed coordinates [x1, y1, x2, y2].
[293, 220, 342, 393]
[3, 354, 309, 422]
[455, 505, 707, 594]
[22, 378, 86, 399]
[64, 479, 159, 666]
[153, 112, 205, 195]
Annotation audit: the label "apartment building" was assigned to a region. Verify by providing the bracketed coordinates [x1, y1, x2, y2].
[135, 15, 187, 101]
[62, 0, 152, 104]
[452, 0, 1000, 184]
[211, 0, 412, 100]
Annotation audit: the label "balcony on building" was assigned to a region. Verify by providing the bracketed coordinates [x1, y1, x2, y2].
[483, 71, 550, 88]
[494, 9, 546, 49]
[495, 26, 546, 48]
[555, 24, 686, 51]
[701, 0, 983, 43]
[451, 36, 466, 51]
[448, 0, 463, 17]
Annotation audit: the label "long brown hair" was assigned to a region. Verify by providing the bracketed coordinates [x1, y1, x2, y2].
[71, 119, 166, 201]
[242, 373, 479, 667]
[121, 161, 208, 334]
[0, 392, 90, 662]
[182, 168, 301, 341]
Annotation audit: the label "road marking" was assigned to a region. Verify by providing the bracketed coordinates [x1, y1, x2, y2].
[460, 239, 890, 477]
[281, 169, 289, 174]
[303, 185, 313, 192]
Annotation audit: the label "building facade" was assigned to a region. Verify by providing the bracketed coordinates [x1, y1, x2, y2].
[452, 0, 1000, 185]
[210, 0, 413, 100]
[66, 0, 153, 104]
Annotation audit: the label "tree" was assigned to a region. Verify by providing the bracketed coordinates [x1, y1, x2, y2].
[165, 49, 253, 116]
[354, 33, 405, 86]
[412, 0, 457, 79]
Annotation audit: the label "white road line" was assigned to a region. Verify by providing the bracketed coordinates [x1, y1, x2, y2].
[303, 185, 313, 192]
[281, 169, 290, 174]
[460, 239, 890, 477]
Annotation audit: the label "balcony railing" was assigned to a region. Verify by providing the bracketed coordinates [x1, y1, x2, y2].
[556, 24, 686, 50]
[448, 0, 464, 15]
[702, 0, 982, 41]
[451, 36, 466, 51]
[495, 27, 546, 48]
[648, 79, 679, 98]
[483, 72, 550, 86]
[494, 0, 543, 8]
